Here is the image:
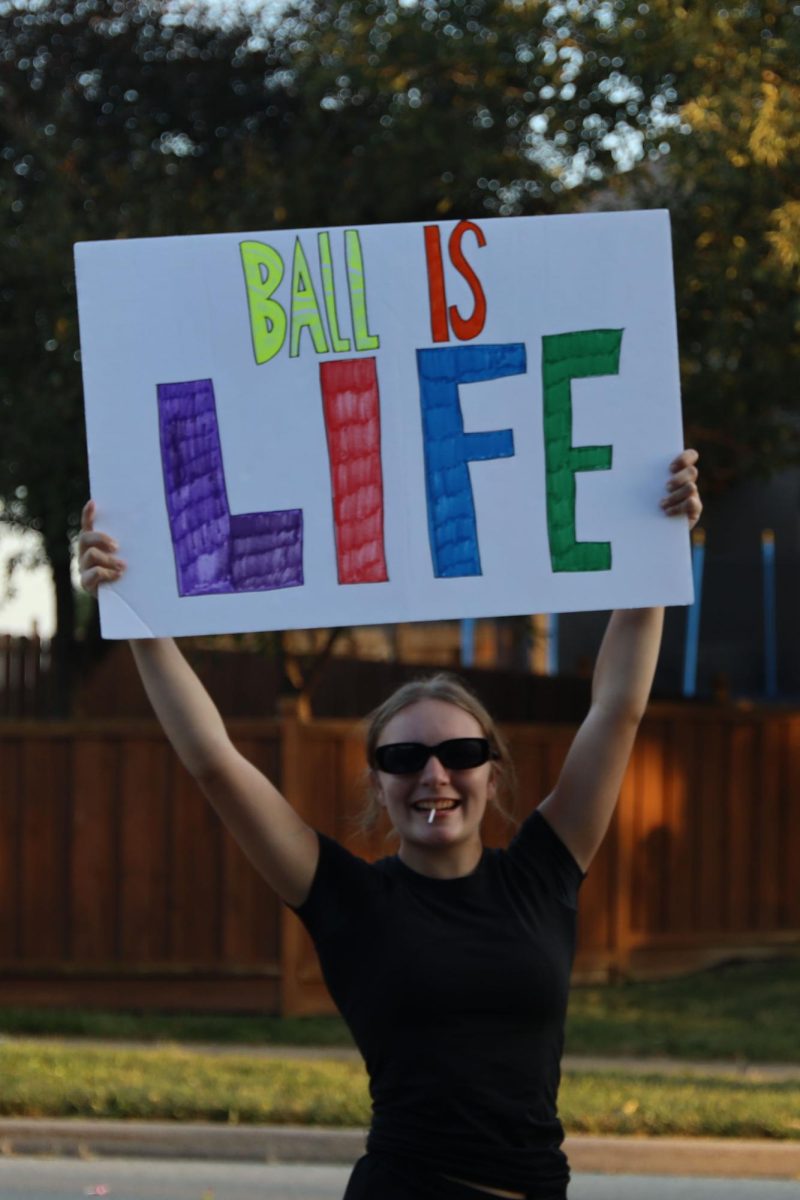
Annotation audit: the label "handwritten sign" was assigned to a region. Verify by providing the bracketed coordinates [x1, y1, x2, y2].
[75, 210, 692, 639]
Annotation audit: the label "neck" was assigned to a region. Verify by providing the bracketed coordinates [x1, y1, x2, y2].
[398, 836, 484, 879]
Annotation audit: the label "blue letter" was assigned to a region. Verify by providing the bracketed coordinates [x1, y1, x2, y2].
[417, 344, 525, 577]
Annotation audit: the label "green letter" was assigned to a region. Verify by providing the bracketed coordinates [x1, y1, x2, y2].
[317, 232, 351, 353]
[290, 238, 330, 358]
[542, 329, 622, 572]
[345, 230, 380, 351]
[239, 240, 286, 365]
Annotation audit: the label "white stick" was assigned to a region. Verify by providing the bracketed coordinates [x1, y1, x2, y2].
[428, 807, 436, 824]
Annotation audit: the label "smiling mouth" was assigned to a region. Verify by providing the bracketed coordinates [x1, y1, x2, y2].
[412, 800, 461, 813]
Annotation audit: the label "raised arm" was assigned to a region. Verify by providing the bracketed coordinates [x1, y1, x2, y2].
[538, 450, 702, 872]
[78, 502, 319, 908]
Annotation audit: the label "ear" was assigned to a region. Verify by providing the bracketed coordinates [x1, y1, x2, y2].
[487, 760, 497, 801]
[370, 768, 387, 807]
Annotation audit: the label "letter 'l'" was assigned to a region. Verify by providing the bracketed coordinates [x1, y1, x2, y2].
[157, 379, 303, 596]
[417, 344, 525, 577]
[541, 329, 622, 572]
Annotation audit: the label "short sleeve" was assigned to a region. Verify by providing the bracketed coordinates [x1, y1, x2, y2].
[286, 831, 379, 935]
[506, 809, 586, 910]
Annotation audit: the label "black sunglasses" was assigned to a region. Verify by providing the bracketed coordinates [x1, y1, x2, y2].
[374, 737, 493, 775]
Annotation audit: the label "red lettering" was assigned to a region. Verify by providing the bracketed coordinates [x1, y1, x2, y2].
[320, 357, 388, 585]
[447, 220, 487, 341]
[423, 225, 450, 343]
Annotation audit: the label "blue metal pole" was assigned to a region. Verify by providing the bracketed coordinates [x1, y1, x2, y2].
[682, 529, 705, 698]
[460, 618, 475, 668]
[547, 613, 559, 676]
[762, 529, 777, 699]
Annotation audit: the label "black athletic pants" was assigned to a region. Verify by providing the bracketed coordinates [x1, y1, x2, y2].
[342, 1153, 566, 1200]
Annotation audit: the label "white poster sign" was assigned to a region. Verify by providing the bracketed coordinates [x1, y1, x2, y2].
[75, 209, 692, 639]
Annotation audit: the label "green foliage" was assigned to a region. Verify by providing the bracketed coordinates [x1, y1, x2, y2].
[2, 0, 799, 654]
[619, 0, 800, 489]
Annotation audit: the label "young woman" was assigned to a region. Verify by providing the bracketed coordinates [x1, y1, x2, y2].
[79, 449, 701, 1200]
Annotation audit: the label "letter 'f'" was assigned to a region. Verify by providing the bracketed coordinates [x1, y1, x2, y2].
[417, 344, 525, 577]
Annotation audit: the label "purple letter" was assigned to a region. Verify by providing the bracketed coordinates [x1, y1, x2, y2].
[157, 379, 303, 596]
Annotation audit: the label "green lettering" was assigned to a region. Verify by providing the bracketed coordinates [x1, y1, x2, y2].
[317, 232, 351, 353]
[542, 329, 622, 573]
[239, 241, 286, 365]
[290, 238, 329, 358]
[345, 230, 380, 351]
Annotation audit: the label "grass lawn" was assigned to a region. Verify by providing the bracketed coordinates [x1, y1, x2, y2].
[0, 959, 797, 1063]
[564, 957, 800, 1062]
[1, 1041, 799, 1139]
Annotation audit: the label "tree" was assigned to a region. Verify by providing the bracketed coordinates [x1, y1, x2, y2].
[3, 0, 798, 707]
[605, 0, 800, 489]
[0, 0, 296, 706]
[0, 0, 682, 705]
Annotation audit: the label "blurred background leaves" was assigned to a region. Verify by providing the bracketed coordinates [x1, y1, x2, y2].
[1, 0, 798, 684]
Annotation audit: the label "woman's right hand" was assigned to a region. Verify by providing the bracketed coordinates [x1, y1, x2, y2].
[78, 500, 126, 595]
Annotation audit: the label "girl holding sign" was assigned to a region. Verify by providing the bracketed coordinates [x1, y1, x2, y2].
[79, 449, 701, 1200]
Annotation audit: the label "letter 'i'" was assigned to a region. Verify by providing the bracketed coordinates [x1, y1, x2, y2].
[320, 357, 388, 584]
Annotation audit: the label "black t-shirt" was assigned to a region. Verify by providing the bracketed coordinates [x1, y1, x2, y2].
[288, 809, 585, 1197]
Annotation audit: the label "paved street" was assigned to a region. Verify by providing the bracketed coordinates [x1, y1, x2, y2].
[1, 1158, 799, 1200]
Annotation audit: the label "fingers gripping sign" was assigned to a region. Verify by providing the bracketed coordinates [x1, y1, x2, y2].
[78, 500, 126, 596]
[660, 448, 702, 530]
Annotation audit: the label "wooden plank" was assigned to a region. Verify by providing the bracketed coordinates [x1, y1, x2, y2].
[727, 721, 757, 932]
[683, 718, 704, 931]
[168, 759, 222, 963]
[0, 737, 21, 958]
[575, 816, 612, 955]
[339, 728, 376, 857]
[608, 744, 637, 969]
[0, 975, 280, 1012]
[70, 737, 119, 962]
[118, 738, 171, 963]
[786, 719, 800, 929]
[663, 717, 691, 938]
[637, 722, 668, 936]
[219, 735, 280, 967]
[19, 736, 69, 961]
[756, 719, 783, 930]
[695, 718, 726, 932]
[333, 726, 364, 848]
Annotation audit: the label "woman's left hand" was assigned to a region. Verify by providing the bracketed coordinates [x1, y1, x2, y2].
[661, 448, 702, 531]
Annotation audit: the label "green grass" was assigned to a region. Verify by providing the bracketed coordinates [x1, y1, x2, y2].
[0, 1009, 353, 1047]
[560, 1070, 800, 1139]
[2, 1042, 799, 1139]
[1, 959, 797, 1062]
[565, 958, 800, 1062]
[0, 1042, 368, 1126]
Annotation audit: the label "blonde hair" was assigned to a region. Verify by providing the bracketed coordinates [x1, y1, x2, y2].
[350, 672, 519, 841]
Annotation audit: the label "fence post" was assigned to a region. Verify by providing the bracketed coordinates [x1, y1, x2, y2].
[762, 529, 778, 699]
[682, 529, 705, 698]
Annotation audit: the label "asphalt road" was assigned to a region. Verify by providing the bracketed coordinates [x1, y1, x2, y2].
[1, 1158, 799, 1200]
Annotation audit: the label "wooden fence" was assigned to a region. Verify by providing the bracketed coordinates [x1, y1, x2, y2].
[0, 703, 798, 1013]
[0, 635, 54, 719]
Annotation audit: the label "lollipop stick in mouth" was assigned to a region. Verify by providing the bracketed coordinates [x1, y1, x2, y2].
[428, 807, 436, 825]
